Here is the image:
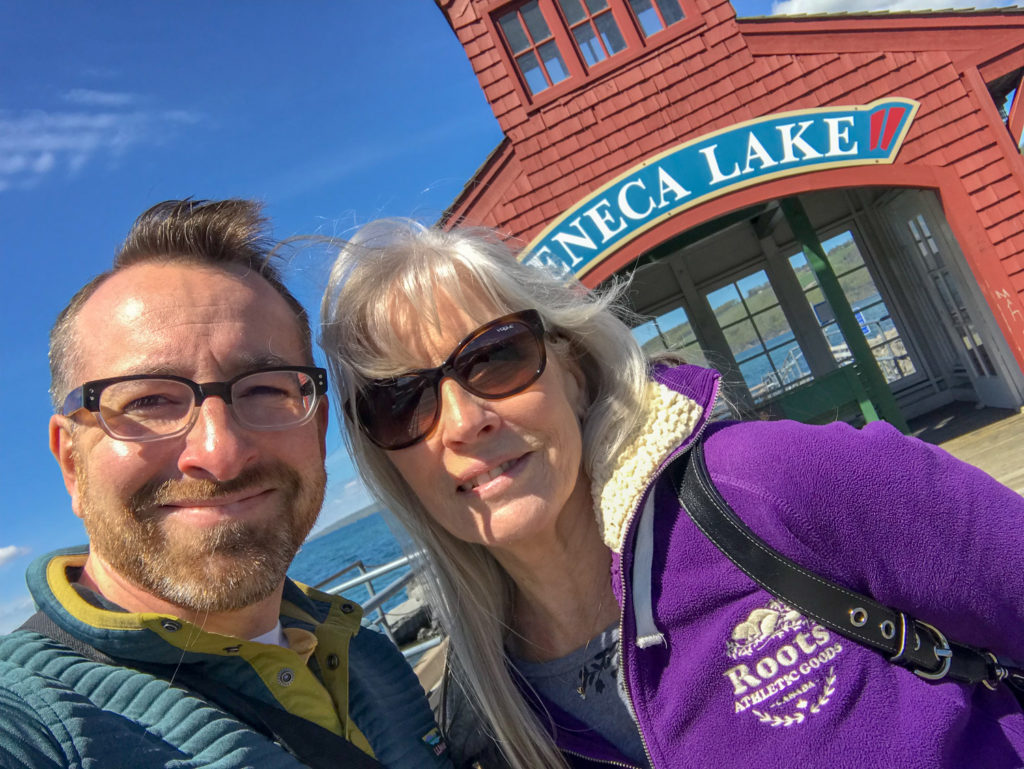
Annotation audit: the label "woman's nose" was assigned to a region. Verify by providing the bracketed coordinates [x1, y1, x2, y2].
[436, 378, 500, 446]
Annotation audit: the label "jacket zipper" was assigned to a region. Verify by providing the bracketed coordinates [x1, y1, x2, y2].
[562, 748, 642, 768]
[615, 377, 721, 769]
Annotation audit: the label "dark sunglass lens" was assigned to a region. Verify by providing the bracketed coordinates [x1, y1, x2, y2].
[358, 375, 438, 449]
[455, 320, 543, 397]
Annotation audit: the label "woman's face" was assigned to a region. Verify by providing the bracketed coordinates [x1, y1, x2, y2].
[383, 292, 591, 556]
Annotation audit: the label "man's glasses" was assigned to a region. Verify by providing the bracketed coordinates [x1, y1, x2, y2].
[354, 310, 547, 450]
[60, 366, 327, 442]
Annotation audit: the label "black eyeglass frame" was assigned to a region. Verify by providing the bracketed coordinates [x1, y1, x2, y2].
[353, 309, 548, 451]
[60, 366, 328, 442]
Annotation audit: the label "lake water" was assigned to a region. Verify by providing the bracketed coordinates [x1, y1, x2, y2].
[288, 512, 407, 611]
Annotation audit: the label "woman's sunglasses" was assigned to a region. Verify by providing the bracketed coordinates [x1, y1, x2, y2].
[354, 309, 547, 450]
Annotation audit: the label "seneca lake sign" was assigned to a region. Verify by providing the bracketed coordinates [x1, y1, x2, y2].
[522, 98, 919, 279]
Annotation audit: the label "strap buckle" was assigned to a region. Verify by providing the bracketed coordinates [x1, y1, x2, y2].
[913, 620, 953, 681]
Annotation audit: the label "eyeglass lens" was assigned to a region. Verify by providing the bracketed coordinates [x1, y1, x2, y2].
[96, 369, 319, 441]
[356, 313, 545, 450]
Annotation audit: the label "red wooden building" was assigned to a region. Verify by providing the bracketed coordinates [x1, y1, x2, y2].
[437, 0, 1024, 424]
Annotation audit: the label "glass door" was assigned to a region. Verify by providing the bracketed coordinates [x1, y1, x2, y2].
[882, 191, 1017, 407]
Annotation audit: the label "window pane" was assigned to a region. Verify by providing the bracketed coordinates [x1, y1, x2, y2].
[629, 0, 663, 36]
[633, 319, 666, 353]
[739, 354, 780, 402]
[656, 0, 685, 25]
[838, 266, 879, 307]
[521, 1, 552, 41]
[707, 283, 742, 323]
[557, 0, 586, 24]
[723, 318, 760, 360]
[822, 232, 864, 273]
[658, 307, 696, 349]
[737, 270, 776, 314]
[752, 306, 791, 348]
[667, 318, 698, 350]
[584, 0, 609, 11]
[769, 344, 812, 385]
[788, 252, 818, 290]
[633, 307, 707, 365]
[517, 51, 549, 94]
[573, 24, 606, 66]
[595, 12, 626, 54]
[498, 12, 530, 53]
[538, 40, 569, 84]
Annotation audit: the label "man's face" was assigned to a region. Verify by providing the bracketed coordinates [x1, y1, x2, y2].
[51, 262, 327, 613]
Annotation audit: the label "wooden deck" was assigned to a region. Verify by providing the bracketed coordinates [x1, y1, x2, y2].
[910, 402, 1024, 496]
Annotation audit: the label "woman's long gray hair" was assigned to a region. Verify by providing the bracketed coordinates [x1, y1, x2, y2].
[320, 219, 650, 769]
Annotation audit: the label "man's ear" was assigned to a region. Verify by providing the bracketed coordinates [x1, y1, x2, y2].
[50, 415, 84, 518]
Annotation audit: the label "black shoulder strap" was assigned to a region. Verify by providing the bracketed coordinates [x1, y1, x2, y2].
[18, 611, 385, 769]
[670, 442, 1024, 698]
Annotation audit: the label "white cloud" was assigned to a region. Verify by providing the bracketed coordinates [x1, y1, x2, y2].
[64, 88, 138, 107]
[772, 0, 1020, 13]
[0, 594, 35, 635]
[0, 546, 30, 568]
[33, 152, 56, 174]
[0, 103, 203, 193]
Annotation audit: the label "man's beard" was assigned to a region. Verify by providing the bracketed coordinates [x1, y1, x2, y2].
[77, 460, 325, 614]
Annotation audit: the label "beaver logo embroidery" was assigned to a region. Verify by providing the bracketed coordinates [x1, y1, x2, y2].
[723, 600, 844, 727]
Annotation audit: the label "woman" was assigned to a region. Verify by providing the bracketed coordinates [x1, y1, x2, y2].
[319, 220, 1024, 769]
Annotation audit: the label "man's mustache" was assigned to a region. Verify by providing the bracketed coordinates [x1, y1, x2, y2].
[127, 465, 299, 517]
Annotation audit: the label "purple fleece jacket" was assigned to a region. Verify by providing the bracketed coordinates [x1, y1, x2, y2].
[547, 364, 1024, 769]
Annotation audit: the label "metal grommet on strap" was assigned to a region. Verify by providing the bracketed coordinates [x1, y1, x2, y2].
[849, 607, 868, 627]
[913, 620, 953, 681]
[879, 620, 896, 640]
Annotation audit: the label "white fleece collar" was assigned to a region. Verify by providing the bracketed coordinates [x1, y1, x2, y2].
[589, 379, 705, 553]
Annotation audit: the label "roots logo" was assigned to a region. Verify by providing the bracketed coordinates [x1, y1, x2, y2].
[723, 600, 843, 727]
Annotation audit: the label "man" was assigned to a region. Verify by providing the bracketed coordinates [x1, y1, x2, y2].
[0, 199, 451, 769]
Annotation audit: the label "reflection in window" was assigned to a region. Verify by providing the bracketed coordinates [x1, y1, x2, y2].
[498, 2, 570, 95]
[789, 231, 916, 384]
[705, 271, 808, 403]
[557, 0, 626, 66]
[628, 0, 684, 36]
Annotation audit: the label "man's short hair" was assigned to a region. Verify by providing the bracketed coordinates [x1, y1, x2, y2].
[49, 198, 314, 410]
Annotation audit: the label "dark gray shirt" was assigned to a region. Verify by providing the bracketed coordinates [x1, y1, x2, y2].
[511, 625, 650, 768]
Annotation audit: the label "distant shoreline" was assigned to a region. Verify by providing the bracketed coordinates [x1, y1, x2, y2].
[307, 502, 384, 543]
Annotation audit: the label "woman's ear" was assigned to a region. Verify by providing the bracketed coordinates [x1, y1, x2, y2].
[562, 349, 590, 420]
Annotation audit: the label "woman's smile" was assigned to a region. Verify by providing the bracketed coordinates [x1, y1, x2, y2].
[455, 454, 526, 493]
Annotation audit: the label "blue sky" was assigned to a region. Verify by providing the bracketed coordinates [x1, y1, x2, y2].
[1, 0, 1018, 631]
